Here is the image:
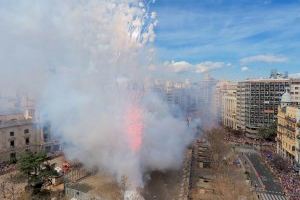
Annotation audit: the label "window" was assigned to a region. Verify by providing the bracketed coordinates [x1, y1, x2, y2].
[10, 140, 15, 147]
[10, 131, 14, 137]
[24, 129, 29, 134]
[25, 138, 30, 145]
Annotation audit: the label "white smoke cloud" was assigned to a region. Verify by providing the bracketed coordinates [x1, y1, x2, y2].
[0, 0, 193, 188]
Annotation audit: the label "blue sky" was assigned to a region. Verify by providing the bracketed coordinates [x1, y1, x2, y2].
[151, 0, 300, 80]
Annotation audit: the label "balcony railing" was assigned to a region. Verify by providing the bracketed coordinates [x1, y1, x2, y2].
[278, 124, 296, 132]
[286, 125, 296, 132]
[285, 116, 297, 123]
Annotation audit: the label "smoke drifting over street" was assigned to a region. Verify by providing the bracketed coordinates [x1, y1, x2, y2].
[0, 0, 194, 187]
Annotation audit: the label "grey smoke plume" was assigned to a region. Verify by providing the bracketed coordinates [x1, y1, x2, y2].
[0, 0, 194, 187]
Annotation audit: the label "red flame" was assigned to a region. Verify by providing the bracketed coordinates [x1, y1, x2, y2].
[125, 105, 143, 152]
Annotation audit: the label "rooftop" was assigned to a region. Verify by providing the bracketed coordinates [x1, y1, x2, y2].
[0, 108, 23, 116]
[0, 119, 34, 129]
[240, 78, 290, 83]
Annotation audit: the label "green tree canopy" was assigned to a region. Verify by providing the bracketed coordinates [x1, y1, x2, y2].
[258, 123, 277, 141]
[18, 152, 58, 192]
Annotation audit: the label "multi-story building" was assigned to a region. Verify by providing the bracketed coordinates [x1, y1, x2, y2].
[152, 76, 217, 122]
[236, 78, 290, 137]
[0, 110, 42, 162]
[40, 122, 62, 155]
[290, 78, 300, 102]
[222, 83, 238, 130]
[213, 80, 233, 123]
[296, 124, 300, 165]
[236, 81, 247, 132]
[276, 91, 300, 164]
[0, 109, 61, 161]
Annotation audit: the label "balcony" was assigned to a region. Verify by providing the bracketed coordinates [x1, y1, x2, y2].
[285, 116, 297, 123]
[278, 124, 296, 132]
[286, 125, 296, 132]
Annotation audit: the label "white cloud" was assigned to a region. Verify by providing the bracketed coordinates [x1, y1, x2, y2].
[240, 54, 288, 64]
[241, 66, 249, 71]
[164, 60, 192, 73]
[195, 61, 227, 73]
[165, 60, 228, 74]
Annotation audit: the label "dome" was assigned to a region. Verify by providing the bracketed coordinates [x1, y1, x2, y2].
[281, 90, 292, 103]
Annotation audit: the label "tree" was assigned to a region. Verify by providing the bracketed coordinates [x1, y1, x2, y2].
[18, 152, 58, 193]
[258, 123, 277, 141]
[205, 128, 230, 169]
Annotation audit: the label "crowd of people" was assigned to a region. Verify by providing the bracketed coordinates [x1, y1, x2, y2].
[262, 149, 300, 200]
[224, 130, 300, 200]
[0, 162, 16, 176]
[224, 132, 275, 147]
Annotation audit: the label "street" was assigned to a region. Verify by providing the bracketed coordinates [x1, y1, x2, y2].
[242, 152, 287, 200]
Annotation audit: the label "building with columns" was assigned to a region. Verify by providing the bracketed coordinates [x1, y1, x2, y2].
[276, 90, 300, 164]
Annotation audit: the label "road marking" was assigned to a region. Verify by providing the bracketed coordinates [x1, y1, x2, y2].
[257, 192, 286, 200]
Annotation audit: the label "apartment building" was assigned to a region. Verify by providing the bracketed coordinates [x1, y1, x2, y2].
[236, 78, 289, 137]
[0, 110, 42, 162]
[213, 80, 233, 123]
[222, 83, 238, 130]
[296, 126, 300, 165]
[290, 78, 300, 102]
[0, 109, 62, 163]
[276, 91, 300, 164]
[152, 77, 217, 120]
